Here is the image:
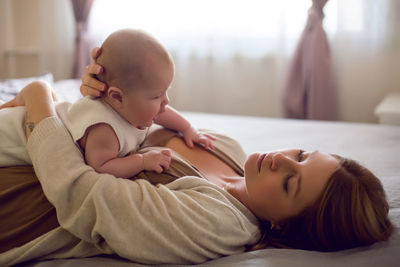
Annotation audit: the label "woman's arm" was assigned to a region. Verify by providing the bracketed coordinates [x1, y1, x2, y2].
[26, 123, 259, 263]
[6, 79, 258, 263]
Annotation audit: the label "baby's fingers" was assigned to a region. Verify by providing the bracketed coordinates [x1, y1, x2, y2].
[197, 136, 215, 150]
[205, 139, 215, 150]
[154, 165, 164, 174]
[160, 158, 171, 171]
[203, 133, 217, 140]
[183, 136, 195, 148]
[161, 149, 171, 157]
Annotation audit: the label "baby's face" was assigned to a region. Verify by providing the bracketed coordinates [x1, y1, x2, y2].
[119, 62, 174, 129]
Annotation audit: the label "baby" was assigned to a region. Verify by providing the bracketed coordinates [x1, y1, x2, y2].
[0, 29, 215, 178]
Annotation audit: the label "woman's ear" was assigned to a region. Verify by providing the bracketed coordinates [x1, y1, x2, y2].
[107, 86, 123, 105]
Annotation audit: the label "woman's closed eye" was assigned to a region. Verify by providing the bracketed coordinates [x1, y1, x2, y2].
[284, 174, 292, 193]
[284, 150, 304, 192]
[297, 150, 304, 162]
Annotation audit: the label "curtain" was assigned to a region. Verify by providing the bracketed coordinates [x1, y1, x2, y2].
[71, 0, 94, 78]
[282, 0, 336, 120]
[88, 0, 398, 123]
[89, 0, 311, 118]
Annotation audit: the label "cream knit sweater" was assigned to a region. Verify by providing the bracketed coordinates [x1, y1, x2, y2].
[0, 117, 260, 266]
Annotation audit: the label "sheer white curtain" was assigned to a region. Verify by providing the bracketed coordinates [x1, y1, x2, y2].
[89, 0, 397, 122]
[38, 0, 75, 81]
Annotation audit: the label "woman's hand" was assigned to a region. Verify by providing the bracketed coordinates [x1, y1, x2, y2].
[80, 47, 108, 97]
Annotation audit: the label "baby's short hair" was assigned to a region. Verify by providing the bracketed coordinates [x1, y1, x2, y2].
[96, 29, 173, 92]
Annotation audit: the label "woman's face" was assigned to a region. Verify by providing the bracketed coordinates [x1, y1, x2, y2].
[244, 148, 340, 223]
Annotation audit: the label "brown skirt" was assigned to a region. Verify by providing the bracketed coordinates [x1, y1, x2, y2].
[0, 128, 244, 253]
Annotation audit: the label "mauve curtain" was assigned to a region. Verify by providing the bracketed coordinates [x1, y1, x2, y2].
[71, 0, 95, 78]
[282, 0, 337, 120]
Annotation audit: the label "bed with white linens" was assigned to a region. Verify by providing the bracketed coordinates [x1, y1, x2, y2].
[0, 75, 399, 266]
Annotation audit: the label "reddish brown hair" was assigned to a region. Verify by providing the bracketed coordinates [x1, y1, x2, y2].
[252, 156, 393, 251]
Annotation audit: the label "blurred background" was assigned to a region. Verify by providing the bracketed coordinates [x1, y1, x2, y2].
[0, 0, 399, 123]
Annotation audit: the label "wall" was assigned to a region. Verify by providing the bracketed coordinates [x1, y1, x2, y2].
[335, 42, 400, 122]
[0, 0, 12, 79]
[0, 0, 75, 80]
[0, 0, 399, 123]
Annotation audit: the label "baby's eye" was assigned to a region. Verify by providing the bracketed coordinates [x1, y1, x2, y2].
[152, 94, 162, 100]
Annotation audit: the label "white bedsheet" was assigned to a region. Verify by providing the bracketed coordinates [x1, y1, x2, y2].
[19, 112, 399, 267]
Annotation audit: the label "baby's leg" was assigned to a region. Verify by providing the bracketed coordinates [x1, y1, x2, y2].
[0, 106, 32, 166]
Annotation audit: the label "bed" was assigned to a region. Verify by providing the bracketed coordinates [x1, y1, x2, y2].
[1, 75, 399, 266]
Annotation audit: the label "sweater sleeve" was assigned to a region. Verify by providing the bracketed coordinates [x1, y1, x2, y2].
[26, 117, 260, 265]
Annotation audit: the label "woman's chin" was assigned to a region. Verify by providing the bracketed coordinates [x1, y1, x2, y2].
[244, 153, 260, 178]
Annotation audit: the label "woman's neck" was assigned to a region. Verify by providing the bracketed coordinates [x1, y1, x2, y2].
[222, 175, 252, 210]
[164, 136, 253, 212]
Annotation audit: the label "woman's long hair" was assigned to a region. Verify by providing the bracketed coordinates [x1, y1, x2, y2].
[251, 156, 393, 251]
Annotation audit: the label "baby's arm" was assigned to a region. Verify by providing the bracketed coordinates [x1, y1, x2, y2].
[154, 106, 215, 149]
[84, 123, 171, 178]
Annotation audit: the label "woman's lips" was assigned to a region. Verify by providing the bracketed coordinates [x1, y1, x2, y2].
[257, 153, 267, 172]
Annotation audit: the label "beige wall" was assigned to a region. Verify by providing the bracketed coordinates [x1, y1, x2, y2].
[0, 0, 12, 78]
[335, 46, 400, 123]
[0, 0, 74, 80]
[0, 0, 399, 123]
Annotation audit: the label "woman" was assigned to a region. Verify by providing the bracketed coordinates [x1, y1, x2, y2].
[81, 48, 394, 252]
[0, 66, 392, 266]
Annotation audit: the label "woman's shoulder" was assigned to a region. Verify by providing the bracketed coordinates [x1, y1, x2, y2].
[199, 129, 247, 170]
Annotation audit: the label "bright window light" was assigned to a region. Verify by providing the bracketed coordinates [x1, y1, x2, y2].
[89, 0, 376, 57]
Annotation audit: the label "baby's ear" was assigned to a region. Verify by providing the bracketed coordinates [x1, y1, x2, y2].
[107, 86, 123, 103]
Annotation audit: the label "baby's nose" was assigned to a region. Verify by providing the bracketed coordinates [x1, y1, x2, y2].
[162, 93, 169, 106]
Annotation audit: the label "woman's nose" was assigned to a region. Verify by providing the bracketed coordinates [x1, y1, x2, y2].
[270, 153, 291, 171]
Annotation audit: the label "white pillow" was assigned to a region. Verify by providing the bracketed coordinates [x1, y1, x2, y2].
[0, 73, 54, 102]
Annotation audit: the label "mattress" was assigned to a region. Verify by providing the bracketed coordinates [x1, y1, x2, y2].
[1, 77, 399, 266]
[18, 111, 399, 267]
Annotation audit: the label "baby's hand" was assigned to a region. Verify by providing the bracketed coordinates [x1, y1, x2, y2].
[142, 149, 171, 174]
[181, 126, 216, 150]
